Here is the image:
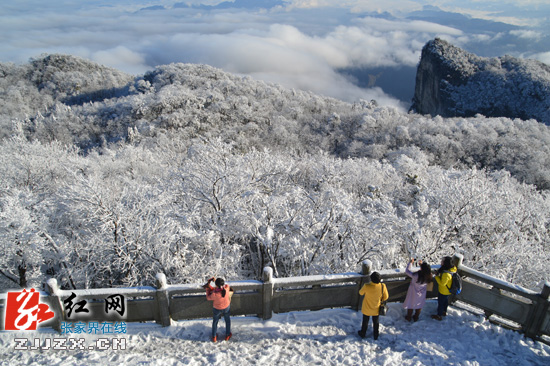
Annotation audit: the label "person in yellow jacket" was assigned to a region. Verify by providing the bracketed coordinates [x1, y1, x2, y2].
[431, 256, 457, 321]
[358, 272, 389, 340]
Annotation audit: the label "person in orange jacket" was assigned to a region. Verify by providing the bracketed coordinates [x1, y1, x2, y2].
[205, 277, 234, 342]
[358, 272, 389, 340]
[431, 256, 457, 321]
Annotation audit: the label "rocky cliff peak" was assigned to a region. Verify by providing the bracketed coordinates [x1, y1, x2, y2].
[410, 38, 550, 124]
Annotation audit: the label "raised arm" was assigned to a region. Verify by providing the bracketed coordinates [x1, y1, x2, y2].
[405, 258, 415, 278]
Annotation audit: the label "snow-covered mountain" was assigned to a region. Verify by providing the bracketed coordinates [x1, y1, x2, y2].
[411, 38, 550, 124]
[1, 52, 549, 292]
[3, 53, 550, 188]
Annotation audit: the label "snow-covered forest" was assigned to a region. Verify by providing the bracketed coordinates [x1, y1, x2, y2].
[1, 54, 549, 292]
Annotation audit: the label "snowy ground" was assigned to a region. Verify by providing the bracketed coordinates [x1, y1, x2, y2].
[1, 300, 549, 366]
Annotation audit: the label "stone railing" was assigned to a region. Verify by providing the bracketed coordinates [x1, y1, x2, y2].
[1, 254, 549, 344]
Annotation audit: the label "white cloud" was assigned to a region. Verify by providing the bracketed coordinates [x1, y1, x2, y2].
[510, 29, 543, 41]
[531, 51, 550, 66]
[138, 26, 407, 107]
[92, 46, 148, 75]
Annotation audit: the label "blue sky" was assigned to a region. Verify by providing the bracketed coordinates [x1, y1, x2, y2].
[1, 0, 548, 108]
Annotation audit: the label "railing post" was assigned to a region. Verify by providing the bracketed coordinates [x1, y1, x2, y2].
[262, 267, 274, 320]
[524, 281, 550, 341]
[452, 253, 464, 269]
[155, 273, 171, 327]
[361, 260, 372, 277]
[45, 278, 64, 333]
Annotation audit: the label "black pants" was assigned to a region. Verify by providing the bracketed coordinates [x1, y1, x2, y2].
[360, 314, 379, 339]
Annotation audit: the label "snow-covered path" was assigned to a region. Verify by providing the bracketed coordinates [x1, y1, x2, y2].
[1, 301, 549, 365]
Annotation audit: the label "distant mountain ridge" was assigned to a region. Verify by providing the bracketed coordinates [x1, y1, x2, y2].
[410, 38, 550, 124]
[173, 0, 285, 10]
[2, 52, 550, 189]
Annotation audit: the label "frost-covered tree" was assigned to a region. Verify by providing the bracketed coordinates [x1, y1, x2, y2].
[0, 187, 45, 287]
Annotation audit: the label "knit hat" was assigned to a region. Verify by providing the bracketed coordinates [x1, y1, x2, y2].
[370, 272, 381, 284]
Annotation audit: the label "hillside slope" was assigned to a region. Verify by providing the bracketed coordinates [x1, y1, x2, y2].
[0, 54, 133, 139]
[2, 54, 550, 188]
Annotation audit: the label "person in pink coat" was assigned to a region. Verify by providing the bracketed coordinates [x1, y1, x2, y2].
[403, 258, 433, 322]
